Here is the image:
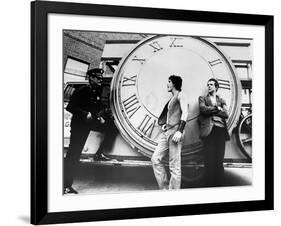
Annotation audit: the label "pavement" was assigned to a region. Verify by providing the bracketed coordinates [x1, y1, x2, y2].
[70, 162, 252, 195]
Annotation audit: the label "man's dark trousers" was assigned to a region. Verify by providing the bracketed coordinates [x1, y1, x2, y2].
[203, 126, 227, 187]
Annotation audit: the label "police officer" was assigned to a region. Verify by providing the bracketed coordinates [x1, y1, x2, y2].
[64, 68, 110, 194]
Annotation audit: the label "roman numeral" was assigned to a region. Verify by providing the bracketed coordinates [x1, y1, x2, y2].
[122, 94, 141, 118]
[169, 37, 183, 47]
[138, 114, 156, 138]
[209, 59, 222, 67]
[122, 75, 137, 87]
[217, 78, 230, 90]
[132, 56, 146, 64]
[149, 41, 163, 52]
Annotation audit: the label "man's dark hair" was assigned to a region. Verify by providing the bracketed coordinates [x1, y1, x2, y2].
[169, 75, 182, 91]
[208, 78, 219, 91]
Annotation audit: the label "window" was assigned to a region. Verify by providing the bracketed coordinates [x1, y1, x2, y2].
[64, 57, 89, 84]
[234, 61, 252, 80]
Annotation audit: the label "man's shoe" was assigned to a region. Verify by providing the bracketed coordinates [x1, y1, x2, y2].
[93, 153, 111, 161]
[64, 186, 78, 194]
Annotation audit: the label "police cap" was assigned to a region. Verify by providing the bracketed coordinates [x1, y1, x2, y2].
[87, 68, 104, 77]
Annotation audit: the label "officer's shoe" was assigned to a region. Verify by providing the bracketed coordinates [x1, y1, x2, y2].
[64, 186, 78, 195]
[94, 153, 111, 161]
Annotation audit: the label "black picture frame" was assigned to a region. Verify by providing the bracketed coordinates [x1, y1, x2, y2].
[31, 0, 274, 224]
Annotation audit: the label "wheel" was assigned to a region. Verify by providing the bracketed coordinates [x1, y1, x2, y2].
[236, 114, 252, 161]
[162, 154, 205, 188]
[181, 153, 205, 187]
[181, 164, 205, 188]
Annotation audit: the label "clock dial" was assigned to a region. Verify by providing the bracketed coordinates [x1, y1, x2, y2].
[111, 35, 241, 157]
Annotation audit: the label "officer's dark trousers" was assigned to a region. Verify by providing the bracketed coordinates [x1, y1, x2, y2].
[203, 126, 226, 187]
[64, 124, 90, 188]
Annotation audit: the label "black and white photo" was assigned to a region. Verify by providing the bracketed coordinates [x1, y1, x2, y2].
[31, 1, 273, 224]
[63, 32, 253, 194]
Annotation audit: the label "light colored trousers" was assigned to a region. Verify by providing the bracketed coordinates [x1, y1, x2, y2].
[151, 128, 183, 190]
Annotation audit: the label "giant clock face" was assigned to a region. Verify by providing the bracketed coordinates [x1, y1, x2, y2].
[110, 35, 241, 158]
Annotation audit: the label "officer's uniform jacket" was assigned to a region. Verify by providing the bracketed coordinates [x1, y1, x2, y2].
[66, 84, 105, 131]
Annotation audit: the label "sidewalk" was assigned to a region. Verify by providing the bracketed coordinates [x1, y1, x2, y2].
[71, 163, 252, 194]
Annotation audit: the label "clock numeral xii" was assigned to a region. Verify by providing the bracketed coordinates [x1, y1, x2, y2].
[169, 37, 183, 47]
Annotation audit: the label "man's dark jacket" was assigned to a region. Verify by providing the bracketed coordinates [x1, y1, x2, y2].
[198, 94, 230, 140]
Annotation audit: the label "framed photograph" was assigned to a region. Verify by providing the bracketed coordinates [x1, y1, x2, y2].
[31, 0, 274, 224]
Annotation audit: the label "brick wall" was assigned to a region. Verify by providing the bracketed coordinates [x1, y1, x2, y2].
[63, 30, 145, 70]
